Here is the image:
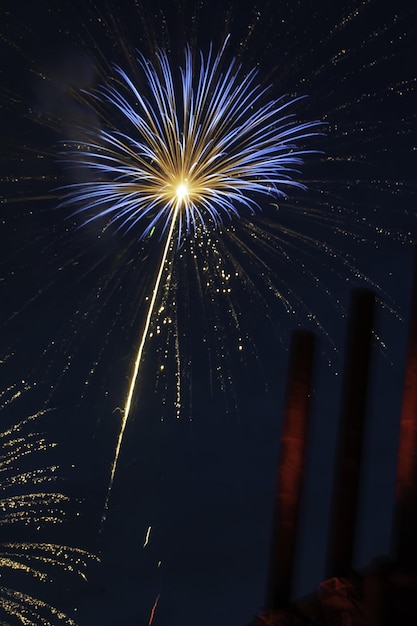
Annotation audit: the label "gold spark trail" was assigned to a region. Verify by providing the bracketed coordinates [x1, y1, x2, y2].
[102, 203, 180, 522]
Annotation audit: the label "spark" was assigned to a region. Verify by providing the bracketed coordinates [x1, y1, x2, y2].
[143, 525, 152, 548]
[62, 39, 322, 516]
[148, 593, 160, 625]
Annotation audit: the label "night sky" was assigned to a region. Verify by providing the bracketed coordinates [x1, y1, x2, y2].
[1, 1, 417, 624]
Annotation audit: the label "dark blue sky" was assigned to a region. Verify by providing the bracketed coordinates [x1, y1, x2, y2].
[1, 1, 417, 624]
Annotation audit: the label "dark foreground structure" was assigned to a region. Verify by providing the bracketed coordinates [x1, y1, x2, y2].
[249, 256, 417, 625]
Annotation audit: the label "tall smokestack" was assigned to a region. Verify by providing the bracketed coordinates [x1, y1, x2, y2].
[265, 330, 315, 609]
[395, 249, 417, 565]
[327, 289, 375, 577]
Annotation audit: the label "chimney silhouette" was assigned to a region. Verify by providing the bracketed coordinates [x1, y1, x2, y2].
[265, 330, 315, 609]
[327, 289, 376, 577]
[251, 253, 417, 626]
[395, 250, 417, 565]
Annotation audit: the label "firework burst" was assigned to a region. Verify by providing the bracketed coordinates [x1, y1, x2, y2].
[0, 382, 99, 625]
[61, 40, 322, 514]
[62, 38, 322, 239]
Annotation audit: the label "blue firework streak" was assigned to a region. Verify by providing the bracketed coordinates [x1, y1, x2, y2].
[62, 38, 322, 239]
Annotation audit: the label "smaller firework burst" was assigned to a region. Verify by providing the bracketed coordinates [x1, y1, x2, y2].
[0, 381, 99, 625]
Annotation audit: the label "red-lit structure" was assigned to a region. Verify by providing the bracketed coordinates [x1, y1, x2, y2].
[266, 330, 315, 610]
[249, 261, 417, 625]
